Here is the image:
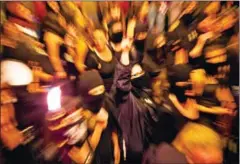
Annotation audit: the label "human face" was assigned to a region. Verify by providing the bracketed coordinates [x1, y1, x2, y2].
[93, 30, 107, 51]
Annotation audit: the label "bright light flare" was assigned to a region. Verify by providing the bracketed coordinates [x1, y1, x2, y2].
[47, 86, 62, 111]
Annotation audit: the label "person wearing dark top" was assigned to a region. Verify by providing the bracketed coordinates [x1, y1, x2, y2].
[189, 69, 236, 131]
[67, 70, 121, 164]
[77, 29, 116, 92]
[167, 64, 199, 130]
[1, 21, 54, 92]
[110, 40, 171, 163]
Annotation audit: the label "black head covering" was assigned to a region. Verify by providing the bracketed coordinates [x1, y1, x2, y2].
[78, 70, 105, 113]
[134, 23, 148, 53]
[109, 21, 123, 44]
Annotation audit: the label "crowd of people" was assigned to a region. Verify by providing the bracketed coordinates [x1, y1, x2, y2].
[0, 1, 239, 164]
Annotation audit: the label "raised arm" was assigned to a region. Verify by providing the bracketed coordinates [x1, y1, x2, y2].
[189, 31, 214, 58]
[44, 32, 66, 76]
[169, 94, 199, 120]
[74, 38, 89, 73]
[126, 18, 136, 39]
[197, 105, 234, 115]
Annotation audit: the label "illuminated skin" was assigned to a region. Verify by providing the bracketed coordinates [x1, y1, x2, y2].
[93, 30, 108, 52]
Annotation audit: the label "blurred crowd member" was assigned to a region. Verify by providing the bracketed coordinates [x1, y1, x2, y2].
[143, 122, 223, 164]
[146, 33, 167, 67]
[43, 2, 69, 79]
[68, 70, 121, 164]
[2, 21, 54, 91]
[110, 39, 167, 163]
[103, 2, 126, 38]
[97, 2, 110, 25]
[127, 1, 149, 40]
[0, 1, 239, 164]
[108, 18, 125, 53]
[80, 2, 100, 29]
[0, 60, 40, 163]
[75, 29, 117, 92]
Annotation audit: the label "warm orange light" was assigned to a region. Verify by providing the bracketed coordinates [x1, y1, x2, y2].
[47, 86, 61, 111]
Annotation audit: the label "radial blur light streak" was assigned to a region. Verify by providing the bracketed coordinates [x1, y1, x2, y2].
[47, 86, 62, 111]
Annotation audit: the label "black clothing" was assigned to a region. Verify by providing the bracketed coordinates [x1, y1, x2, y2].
[134, 19, 148, 53]
[58, 45, 79, 77]
[166, 21, 198, 53]
[108, 20, 124, 44]
[2, 43, 55, 75]
[85, 48, 116, 92]
[197, 84, 220, 128]
[78, 70, 105, 114]
[92, 94, 123, 164]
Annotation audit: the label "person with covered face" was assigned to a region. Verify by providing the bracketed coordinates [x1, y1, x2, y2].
[68, 70, 121, 164]
[102, 2, 126, 38]
[110, 39, 169, 163]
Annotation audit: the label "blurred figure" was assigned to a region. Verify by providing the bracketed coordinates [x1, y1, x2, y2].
[127, 1, 149, 39]
[111, 41, 165, 163]
[148, 2, 168, 34]
[143, 122, 223, 164]
[103, 2, 126, 37]
[68, 70, 121, 164]
[0, 59, 42, 164]
[146, 33, 167, 66]
[75, 29, 117, 92]
[43, 2, 68, 79]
